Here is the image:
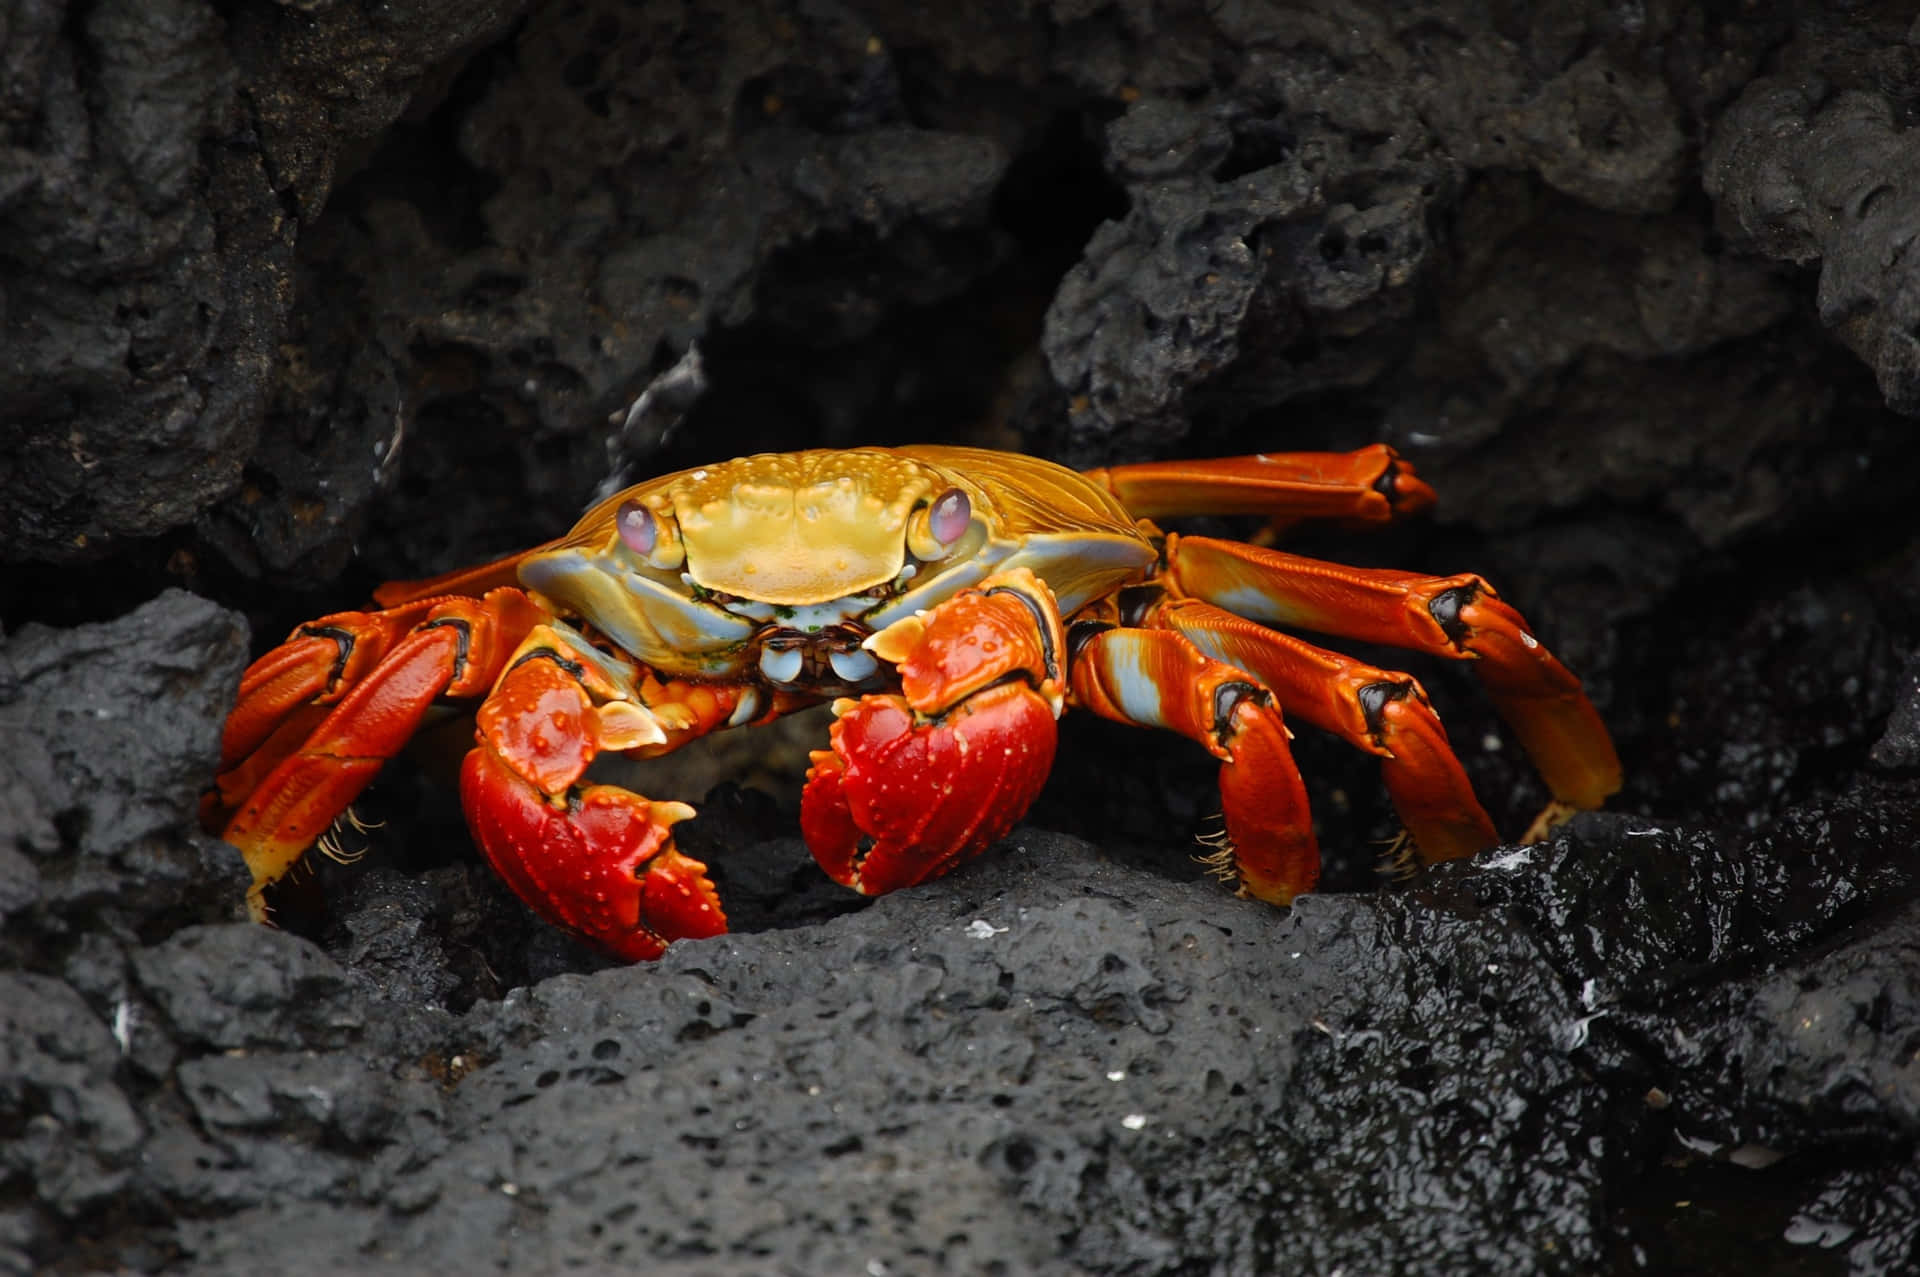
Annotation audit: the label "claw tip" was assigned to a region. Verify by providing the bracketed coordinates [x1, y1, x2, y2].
[595, 700, 669, 749]
[864, 615, 926, 664]
[651, 800, 697, 827]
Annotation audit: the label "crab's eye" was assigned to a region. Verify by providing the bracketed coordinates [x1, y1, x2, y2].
[929, 488, 971, 544]
[615, 500, 657, 555]
[906, 486, 974, 561]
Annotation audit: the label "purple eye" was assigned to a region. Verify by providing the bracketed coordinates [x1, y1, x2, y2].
[929, 488, 970, 545]
[616, 500, 657, 556]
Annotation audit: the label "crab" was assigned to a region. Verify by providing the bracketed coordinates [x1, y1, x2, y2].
[203, 444, 1621, 961]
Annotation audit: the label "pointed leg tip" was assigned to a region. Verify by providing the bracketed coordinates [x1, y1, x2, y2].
[1519, 798, 1582, 845]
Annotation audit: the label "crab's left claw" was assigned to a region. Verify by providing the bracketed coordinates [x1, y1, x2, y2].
[801, 569, 1065, 895]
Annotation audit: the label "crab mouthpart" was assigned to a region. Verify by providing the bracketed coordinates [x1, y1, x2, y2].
[829, 648, 879, 682]
[759, 646, 805, 685]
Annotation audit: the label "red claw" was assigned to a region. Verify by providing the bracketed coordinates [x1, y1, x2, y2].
[802, 682, 1059, 895]
[461, 744, 718, 962]
[800, 568, 1067, 895]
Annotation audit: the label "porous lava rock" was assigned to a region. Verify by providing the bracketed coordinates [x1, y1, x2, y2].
[6, 3, 1920, 1275]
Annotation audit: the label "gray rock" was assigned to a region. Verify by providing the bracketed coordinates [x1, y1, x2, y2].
[1870, 651, 1920, 771]
[0, 973, 143, 1218]
[0, 0, 291, 561]
[0, 589, 250, 947]
[1707, 72, 1920, 414]
[132, 925, 364, 1052]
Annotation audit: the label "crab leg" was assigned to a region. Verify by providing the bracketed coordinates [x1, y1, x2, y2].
[801, 568, 1065, 896]
[1163, 534, 1623, 814]
[1065, 624, 1319, 905]
[207, 589, 553, 923]
[459, 623, 760, 961]
[1082, 444, 1436, 526]
[1148, 598, 1498, 863]
[369, 551, 537, 610]
[211, 596, 467, 785]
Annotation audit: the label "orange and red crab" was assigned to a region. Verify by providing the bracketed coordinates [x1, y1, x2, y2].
[202, 444, 1621, 961]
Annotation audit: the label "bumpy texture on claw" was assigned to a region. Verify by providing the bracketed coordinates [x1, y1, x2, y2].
[462, 746, 714, 962]
[801, 568, 1066, 895]
[459, 631, 727, 960]
[802, 685, 1058, 894]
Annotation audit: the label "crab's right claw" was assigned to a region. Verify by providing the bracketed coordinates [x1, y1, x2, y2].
[459, 637, 724, 962]
[461, 747, 715, 963]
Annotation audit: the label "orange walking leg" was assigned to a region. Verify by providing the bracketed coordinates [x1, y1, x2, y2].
[1081, 444, 1436, 527]
[209, 589, 552, 921]
[1161, 535, 1623, 815]
[1150, 598, 1498, 863]
[1065, 624, 1319, 905]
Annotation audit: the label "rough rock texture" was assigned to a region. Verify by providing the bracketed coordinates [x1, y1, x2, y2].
[7, 2, 1920, 1275]
[0, 0, 528, 564]
[1703, 7, 1920, 417]
[0, 591, 250, 958]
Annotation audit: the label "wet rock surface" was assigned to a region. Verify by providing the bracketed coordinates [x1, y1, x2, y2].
[6, 2, 1920, 1274]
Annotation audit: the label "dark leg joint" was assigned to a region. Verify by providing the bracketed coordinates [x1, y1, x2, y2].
[984, 584, 1058, 681]
[1066, 619, 1114, 661]
[1428, 584, 1481, 647]
[1211, 680, 1269, 747]
[1372, 462, 1403, 500]
[418, 617, 474, 682]
[1116, 585, 1163, 628]
[1357, 679, 1412, 741]
[508, 646, 586, 682]
[299, 624, 357, 692]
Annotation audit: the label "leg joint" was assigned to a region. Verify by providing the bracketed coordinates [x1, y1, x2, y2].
[1211, 680, 1270, 747]
[983, 583, 1058, 682]
[508, 646, 587, 683]
[1116, 584, 1164, 627]
[1066, 619, 1114, 661]
[418, 616, 474, 682]
[1427, 582, 1484, 647]
[1356, 679, 1414, 739]
[298, 624, 357, 693]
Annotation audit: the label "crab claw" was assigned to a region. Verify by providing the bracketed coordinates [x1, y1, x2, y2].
[456, 644, 722, 962]
[800, 567, 1067, 895]
[802, 684, 1058, 894]
[462, 746, 718, 962]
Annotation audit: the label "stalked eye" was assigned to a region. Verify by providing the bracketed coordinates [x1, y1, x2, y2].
[929, 488, 971, 544]
[615, 500, 657, 556]
[906, 485, 974, 562]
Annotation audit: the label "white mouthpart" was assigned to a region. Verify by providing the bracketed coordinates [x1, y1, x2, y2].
[759, 646, 804, 685]
[829, 648, 879, 683]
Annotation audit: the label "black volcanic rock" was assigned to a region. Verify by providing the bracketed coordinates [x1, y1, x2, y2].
[7, 3, 1920, 1275]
